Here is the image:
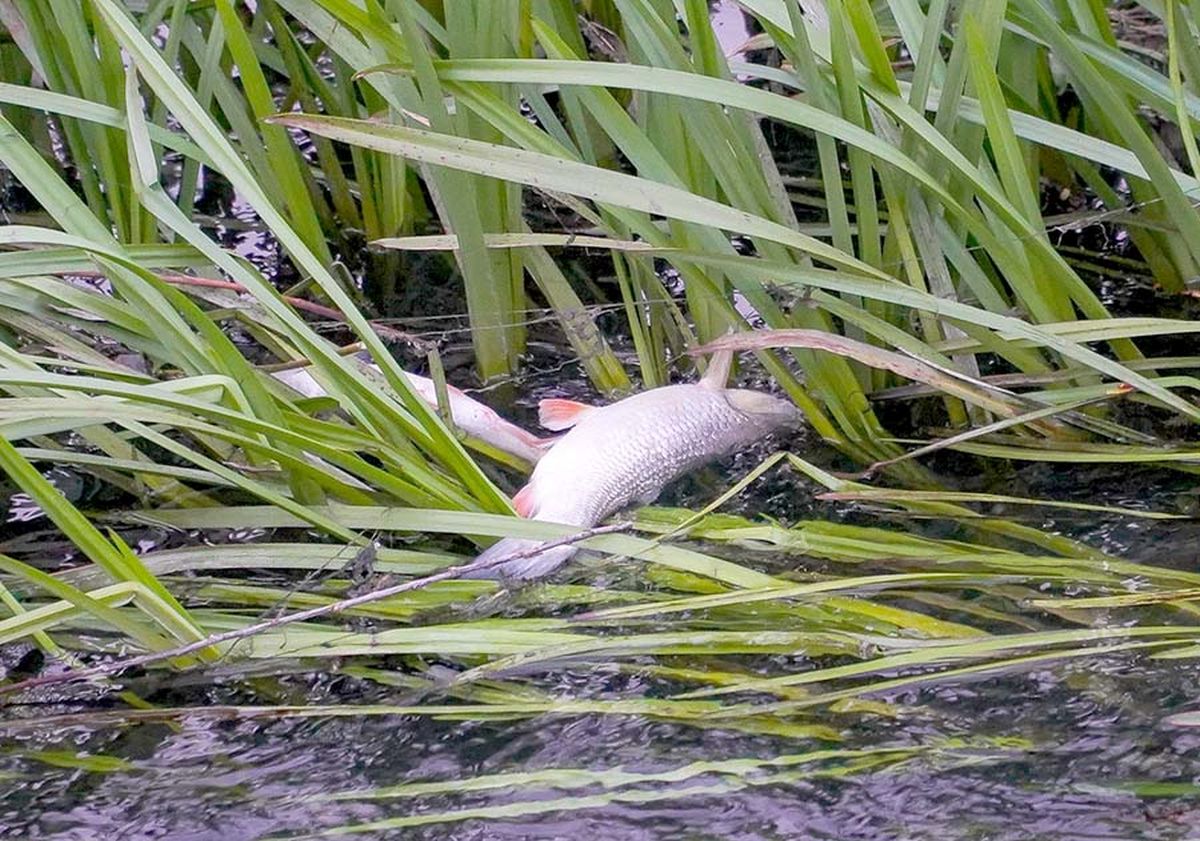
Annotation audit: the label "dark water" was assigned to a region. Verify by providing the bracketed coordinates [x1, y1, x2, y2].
[4, 649, 1200, 839]
[5, 460, 1200, 840]
[6, 327, 1200, 840]
[7, 230, 1200, 839]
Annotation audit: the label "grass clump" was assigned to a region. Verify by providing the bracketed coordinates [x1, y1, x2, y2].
[1, 5, 1200, 825]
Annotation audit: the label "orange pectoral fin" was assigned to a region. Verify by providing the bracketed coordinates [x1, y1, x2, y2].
[538, 398, 595, 431]
[512, 483, 537, 518]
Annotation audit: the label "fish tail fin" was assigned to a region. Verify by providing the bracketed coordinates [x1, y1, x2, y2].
[460, 537, 577, 580]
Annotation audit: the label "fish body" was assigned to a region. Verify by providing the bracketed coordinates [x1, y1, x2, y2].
[272, 364, 552, 464]
[474, 378, 800, 579]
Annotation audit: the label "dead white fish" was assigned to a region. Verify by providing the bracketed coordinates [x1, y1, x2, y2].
[470, 352, 800, 579]
[271, 363, 553, 465]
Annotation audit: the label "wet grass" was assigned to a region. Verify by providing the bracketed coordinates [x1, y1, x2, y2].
[3, 1, 1200, 835]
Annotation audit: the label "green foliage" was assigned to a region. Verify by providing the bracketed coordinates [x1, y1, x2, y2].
[1, 0, 1200, 817]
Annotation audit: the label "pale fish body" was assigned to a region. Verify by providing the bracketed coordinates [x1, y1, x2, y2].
[272, 365, 551, 464]
[474, 380, 800, 579]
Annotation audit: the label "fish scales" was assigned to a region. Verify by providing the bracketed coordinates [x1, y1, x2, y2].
[473, 381, 800, 579]
[537, 386, 751, 525]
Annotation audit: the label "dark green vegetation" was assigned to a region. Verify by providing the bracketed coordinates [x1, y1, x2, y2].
[4, 0, 1200, 835]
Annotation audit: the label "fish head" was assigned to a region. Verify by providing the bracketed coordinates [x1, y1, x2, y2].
[723, 389, 803, 432]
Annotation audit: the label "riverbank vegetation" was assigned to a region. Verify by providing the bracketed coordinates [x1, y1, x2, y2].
[4, 1, 1200, 830]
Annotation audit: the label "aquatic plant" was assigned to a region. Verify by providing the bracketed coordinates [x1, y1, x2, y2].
[3, 2, 1200, 831]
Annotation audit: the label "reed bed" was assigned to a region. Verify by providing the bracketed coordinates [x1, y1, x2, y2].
[2, 1, 1200, 829]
